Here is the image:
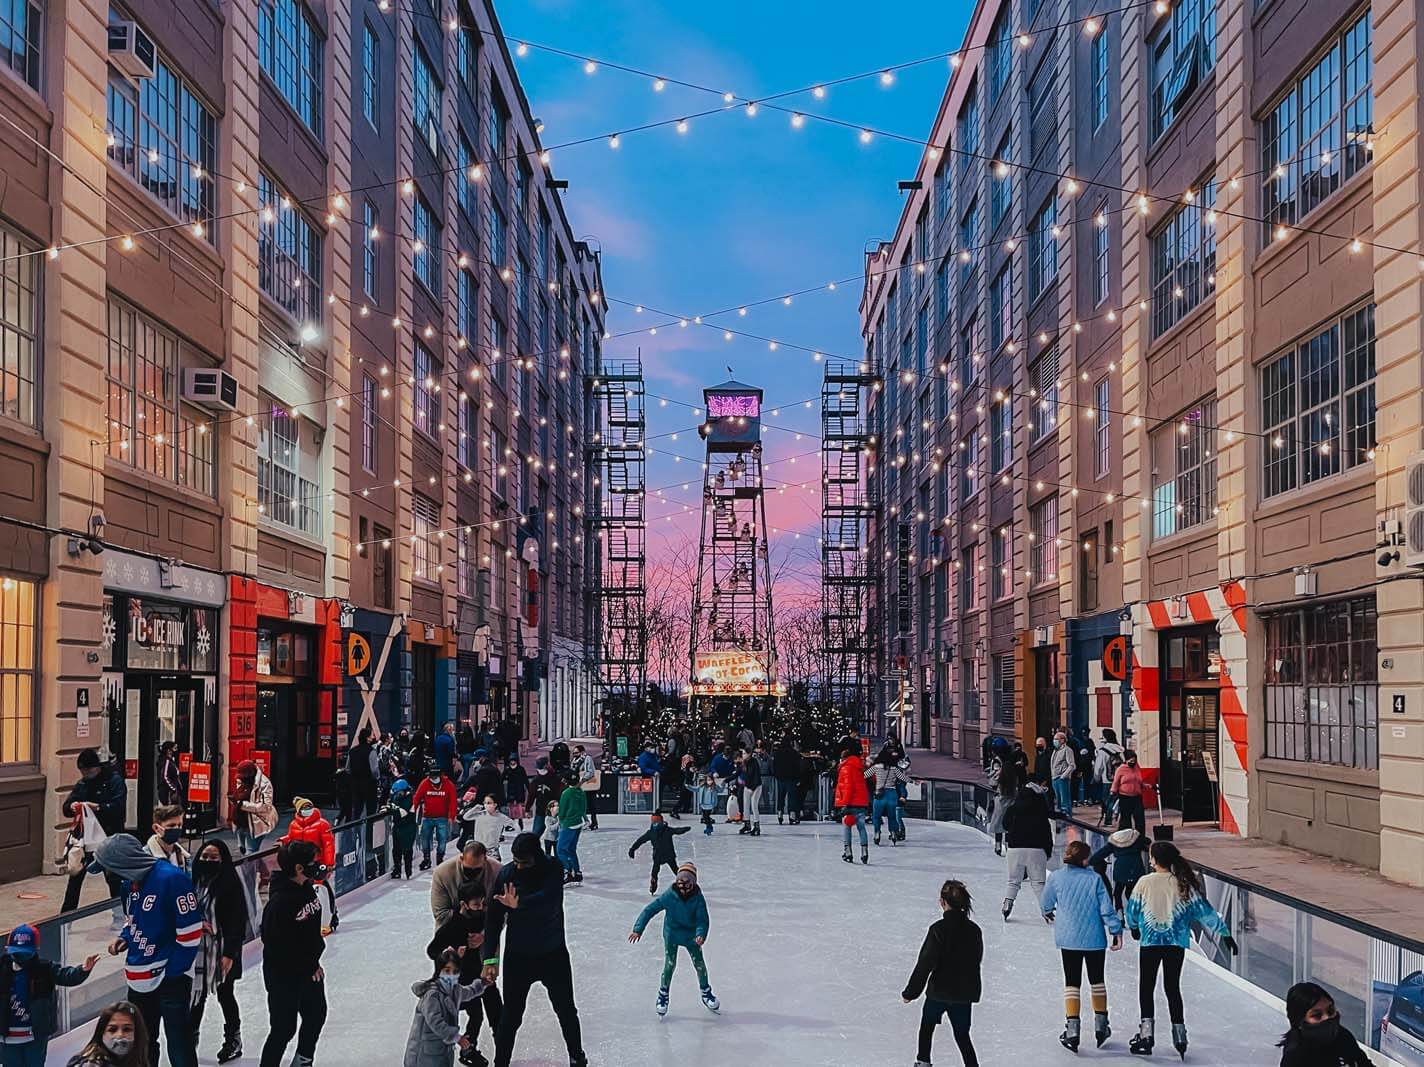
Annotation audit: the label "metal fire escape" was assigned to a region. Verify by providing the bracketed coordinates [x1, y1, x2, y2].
[820, 359, 880, 735]
[589, 358, 646, 714]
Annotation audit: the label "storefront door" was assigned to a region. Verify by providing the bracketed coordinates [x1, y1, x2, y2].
[1159, 627, 1221, 823]
[412, 644, 436, 737]
[256, 685, 326, 805]
[111, 676, 212, 830]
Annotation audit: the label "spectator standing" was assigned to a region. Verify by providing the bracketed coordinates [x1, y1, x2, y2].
[230, 759, 277, 855]
[1050, 732, 1076, 814]
[61, 748, 127, 913]
[434, 724, 458, 778]
[0, 923, 97, 1067]
[156, 742, 183, 808]
[1110, 751, 1147, 834]
[347, 727, 380, 820]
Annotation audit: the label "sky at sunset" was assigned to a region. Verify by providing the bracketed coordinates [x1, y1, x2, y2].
[503, 1, 973, 599]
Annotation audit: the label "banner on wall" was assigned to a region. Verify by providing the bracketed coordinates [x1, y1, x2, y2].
[689, 651, 785, 696]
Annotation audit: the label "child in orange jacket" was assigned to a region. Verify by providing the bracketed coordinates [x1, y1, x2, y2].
[283, 797, 339, 932]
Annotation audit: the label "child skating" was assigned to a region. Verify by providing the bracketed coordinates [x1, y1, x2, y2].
[540, 801, 559, 857]
[386, 778, 418, 879]
[695, 775, 719, 835]
[628, 811, 692, 894]
[627, 862, 720, 1017]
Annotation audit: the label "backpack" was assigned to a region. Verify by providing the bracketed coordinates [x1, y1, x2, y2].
[1101, 746, 1125, 783]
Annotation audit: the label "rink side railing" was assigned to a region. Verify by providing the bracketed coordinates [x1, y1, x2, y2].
[37, 812, 393, 1041]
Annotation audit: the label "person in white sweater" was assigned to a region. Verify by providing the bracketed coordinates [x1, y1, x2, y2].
[462, 795, 514, 861]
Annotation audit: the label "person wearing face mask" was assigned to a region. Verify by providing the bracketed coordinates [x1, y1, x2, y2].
[230, 759, 277, 855]
[502, 758, 529, 830]
[64, 1001, 149, 1067]
[1110, 750, 1147, 835]
[282, 798, 339, 933]
[427, 885, 503, 1066]
[414, 764, 460, 871]
[60, 748, 128, 914]
[405, 948, 489, 1067]
[1277, 982, 1370, 1067]
[1050, 731, 1076, 815]
[432, 841, 502, 928]
[145, 804, 190, 874]
[387, 778, 420, 880]
[0, 924, 97, 1067]
[462, 796, 515, 861]
[188, 840, 248, 1064]
[259, 841, 329, 1067]
[628, 862, 718, 1018]
[1033, 736, 1053, 785]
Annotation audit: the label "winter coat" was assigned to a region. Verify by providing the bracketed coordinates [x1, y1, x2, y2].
[865, 761, 909, 796]
[430, 855, 501, 928]
[1278, 1025, 1371, 1067]
[1110, 763, 1145, 798]
[740, 758, 763, 791]
[404, 977, 483, 1067]
[283, 808, 336, 869]
[237, 769, 278, 838]
[633, 886, 710, 948]
[145, 834, 191, 875]
[771, 744, 801, 780]
[467, 763, 505, 807]
[629, 822, 691, 865]
[834, 755, 871, 809]
[1033, 747, 1052, 783]
[260, 872, 325, 979]
[708, 751, 735, 781]
[387, 793, 419, 850]
[502, 765, 530, 806]
[694, 783, 719, 811]
[1089, 827, 1149, 885]
[433, 732, 457, 775]
[1050, 744, 1076, 781]
[427, 911, 487, 983]
[528, 770, 560, 814]
[1093, 742, 1125, 784]
[1125, 872, 1230, 948]
[1042, 864, 1123, 950]
[413, 776, 459, 821]
[461, 809, 513, 853]
[194, 864, 249, 983]
[483, 852, 567, 958]
[1002, 783, 1053, 853]
[63, 767, 128, 835]
[556, 786, 587, 829]
[636, 750, 661, 776]
[0, 952, 90, 1044]
[902, 911, 983, 1005]
[347, 740, 378, 782]
[158, 755, 183, 806]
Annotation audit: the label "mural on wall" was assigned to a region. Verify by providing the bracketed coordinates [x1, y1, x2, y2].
[346, 611, 406, 743]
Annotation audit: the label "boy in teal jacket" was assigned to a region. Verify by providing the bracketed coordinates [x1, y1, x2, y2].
[628, 862, 720, 1017]
[385, 778, 418, 879]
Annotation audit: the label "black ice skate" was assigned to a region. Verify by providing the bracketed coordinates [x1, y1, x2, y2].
[1129, 1018, 1154, 1055]
[1095, 1011, 1111, 1048]
[750, 825, 760, 836]
[874, 831, 882, 845]
[860, 846, 869, 864]
[656, 988, 670, 1016]
[739, 823, 751, 835]
[1060, 1016, 1081, 1052]
[1171, 1023, 1187, 1059]
[419, 857, 432, 871]
[1001, 898, 1014, 921]
[842, 847, 854, 863]
[217, 1034, 242, 1063]
[700, 986, 720, 1013]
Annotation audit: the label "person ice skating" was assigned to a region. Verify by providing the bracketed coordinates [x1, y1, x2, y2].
[737, 750, 763, 835]
[901, 879, 982, 1067]
[1110, 750, 1147, 835]
[414, 764, 460, 871]
[462, 796, 514, 862]
[502, 758, 529, 829]
[428, 884, 503, 1067]
[695, 775, 718, 834]
[283, 798, 339, 933]
[1277, 982, 1370, 1067]
[188, 840, 248, 1064]
[96, 833, 202, 1067]
[1125, 841, 1237, 1057]
[1000, 776, 1053, 920]
[387, 778, 419, 879]
[480, 833, 588, 1067]
[1089, 826, 1150, 916]
[0, 923, 97, 1067]
[258, 841, 329, 1067]
[629, 812, 692, 894]
[145, 804, 190, 874]
[64, 1001, 148, 1067]
[866, 744, 909, 846]
[432, 842, 501, 928]
[835, 742, 872, 864]
[540, 802, 560, 856]
[231, 759, 277, 855]
[555, 774, 587, 884]
[405, 947, 489, 1067]
[1042, 840, 1124, 1051]
[571, 745, 599, 830]
[60, 748, 128, 913]
[986, 758, 1017, 856]
[771, 737, 802, 824]
[628, 862, 719, 1017]
[528, 760, 560, 841]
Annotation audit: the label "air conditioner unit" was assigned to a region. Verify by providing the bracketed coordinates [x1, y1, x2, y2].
[1404, 451, 1424, 566]
[182, 368, 239, 412]
[108, 21, 157, 82]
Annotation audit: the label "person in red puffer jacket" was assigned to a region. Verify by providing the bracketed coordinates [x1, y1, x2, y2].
[282, 798, 339, 933]
[834, 745, 871, 866]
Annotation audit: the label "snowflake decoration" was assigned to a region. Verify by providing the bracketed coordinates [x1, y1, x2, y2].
[100, 611, 117, 650]
[195, 625, 211, 658]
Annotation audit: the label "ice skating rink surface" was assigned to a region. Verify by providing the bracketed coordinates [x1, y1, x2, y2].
[49, 815, 1286, 1065]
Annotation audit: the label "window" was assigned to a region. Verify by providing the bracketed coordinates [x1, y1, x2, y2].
[106, 44, 216, 233]
[413, 341, 437, 437]
[361, 22, 378, 130]
[1030, 496, 1058, 584]
[106, 297, 215, 494]
[457, 268, 478, 345]
[456, 20, 478, 94]
[1150, 0, 1216, 140]
[1151, 176, 1217, 337]
[257, 400, 321, 536]
[962, 658, 980, 723]
[1030, 346, 1059, 442]
[372, 524, 392, 609]
[1152, 396, 1217, 538]
[1091, 28, 1109, 131]
[1079, 525, 1100, 612]
[0, 223, 39, 427]
[488, 92, 508, 158]
[487, 311, 506, 384]
[489, 428, 507, 499]
[992, 653, 1015, 727]
[458, 384, 477, 469]
[991, 526, 1011, 601]
[914, 303, 928, 376]
[988, 14, 1011, 99]
[362, 201, 378, 298]
[413, 43, 441, 157]
[958, 198, 978, 288]
[488, 199, 507, 267]
[457, 134, 478, 218]
[413, 195, 439, 294]
[1094, 377, 1111, 477]
[1028, 197, 1058, 300]
[0, 0, 40, 89]
[1028, 61, 1055, 160]
[412, 494, 438, 580]
[258, 0, 323, 137]
[990, 130, 1013, 229]
[0, 577, 34, 765]
[960, 315, 978, 386]
[516, 255, 530, 316]
[934, 161, 950, 223]
[990, 266, 1012, 351]
[457, 524, 474, 597]
[990, 396, 1012, 473]
[935, 260, 949, 325]
[957, 84, 979, 180]
[1261, 304, 1375, 498]
[1261, 12, 1372, 236]
[258, 173, 322, 323]
[361, 374, 377, 473]
[1263, 597, 1377, 768]
[959, 433, 981, 501]
[1092, 201, 1110, 306]
[960, 544, 981, 611]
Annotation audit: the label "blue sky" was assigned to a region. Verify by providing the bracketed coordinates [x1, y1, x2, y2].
[504, 0, 973, 587]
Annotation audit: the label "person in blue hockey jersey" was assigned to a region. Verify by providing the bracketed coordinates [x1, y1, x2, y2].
[96, 832, 202, 1067]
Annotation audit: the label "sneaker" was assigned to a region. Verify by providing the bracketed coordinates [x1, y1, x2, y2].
[656, 988, 670, 1016]
[217, 1035, 242, 1063]
[700, 987, 720, 1013]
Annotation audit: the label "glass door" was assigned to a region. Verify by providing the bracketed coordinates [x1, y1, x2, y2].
[1180, 691, 1219, 822]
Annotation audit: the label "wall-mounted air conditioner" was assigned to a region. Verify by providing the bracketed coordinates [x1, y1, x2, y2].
[108, 21, 157, 82]
[182, 368, 240, 412]
[1404, 452, 1424, 567]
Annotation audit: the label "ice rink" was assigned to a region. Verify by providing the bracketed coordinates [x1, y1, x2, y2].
[49, 815, 1288, 1066]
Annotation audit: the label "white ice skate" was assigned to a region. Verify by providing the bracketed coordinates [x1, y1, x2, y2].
[656, 988, 669, 1016]
[700, 986, 720, 1013]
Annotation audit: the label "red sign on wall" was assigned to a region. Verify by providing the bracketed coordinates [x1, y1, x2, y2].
[252, 750, 272, 778]
[628, 776, 655, 794]
[178, 751, 192, 773]
[187, 762, 212, 804]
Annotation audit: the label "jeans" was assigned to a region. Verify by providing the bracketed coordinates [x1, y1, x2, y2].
[531, 810, 546, 841]
[841, 807, 869, 849]
[131, 974, 197, 1067]
[775, 777, 799, 817]
[260, 969, 328, 1067]
[661, 942, 710, 990]
[236, 827, 267, 855]
[1139, 945, 1186, 1023]
[556, 828, 582, 875]
[871, 792, 897, 835]
[421, 816, 451, 861]
[493, 946, 583, 1067]
[1052, 778, 1073, 813]
[0, 1044, 46, 1067]
[190, 970, 242, 1042]
[918, 1000, 978, 1066]
[61, 863, 122, 913]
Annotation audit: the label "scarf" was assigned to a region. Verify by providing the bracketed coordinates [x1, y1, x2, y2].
[190, 879, 221, 1007]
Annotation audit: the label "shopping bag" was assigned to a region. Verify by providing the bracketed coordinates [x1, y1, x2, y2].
[80, 804, 109, 851]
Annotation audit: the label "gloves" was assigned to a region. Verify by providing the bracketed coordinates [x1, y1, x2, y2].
[1129, 927, 1141, 941]
[1222, 935, 1239, 956]
[627, 849, 635, 860]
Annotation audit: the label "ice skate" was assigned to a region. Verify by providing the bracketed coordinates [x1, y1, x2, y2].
[874, 830, 882, 845]
[860, 846, 869, 864]
[700, 986, 720, 1013]
[1129, 1018, 1154, 1055]
[656, 987, 670, 1016]
[1060, 1016, 1081, 1052]
[778, 814, 784, 824]
[1001, 898, 1014, 921]
[842, 846, 854, 863]
[291, 1055, 314, 1067]
[419, 856, 432, 871]
[570, 1055, 589, 1067]
[390, 868, 401, 880]
[1095, 1011, 1111, 1048]
[217, 1034, 242, 1063]
[739, 823, 751, 835]
[572, 871, 584, 883]
[703, 824, 713, 835]
[750, 825, 760, 836]
[1171, 1023, 1187, 1059]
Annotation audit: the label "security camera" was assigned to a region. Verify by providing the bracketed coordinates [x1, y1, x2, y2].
[1378, 548, 1400, 567]
[67, 514, 107, 557]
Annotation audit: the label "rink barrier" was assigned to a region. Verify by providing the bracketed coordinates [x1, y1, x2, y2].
[35, 811, 392, 1040]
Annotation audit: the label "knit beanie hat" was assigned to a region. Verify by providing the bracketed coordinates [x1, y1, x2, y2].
[650, 812, 663, 823]
[6, 923, 38, 960]
[676, 861, 697, 880]
[293, 796, 314, 816]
